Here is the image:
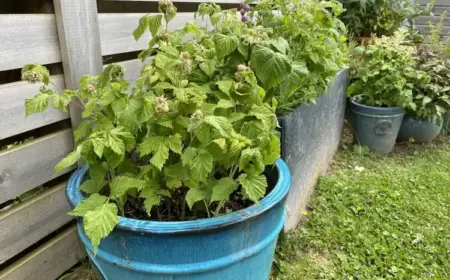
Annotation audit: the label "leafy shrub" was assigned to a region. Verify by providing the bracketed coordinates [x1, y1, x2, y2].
[406, 15, 450, 120]
[347, 30, 422, 108]
[250, 0, 348, 115]
[22, 2, 286, 252]
[338, 0, 435, 38]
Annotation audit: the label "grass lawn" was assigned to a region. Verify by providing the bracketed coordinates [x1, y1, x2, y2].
[273, 135, 450, 280]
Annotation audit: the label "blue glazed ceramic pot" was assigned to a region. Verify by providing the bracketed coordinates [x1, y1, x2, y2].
[66, 159, 292, 280]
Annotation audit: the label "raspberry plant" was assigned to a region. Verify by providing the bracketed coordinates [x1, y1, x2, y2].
[22, 2, 296, 252]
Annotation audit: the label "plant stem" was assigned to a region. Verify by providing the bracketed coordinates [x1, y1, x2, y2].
[156, 206, 162, 221]
[214, 200, 225, 216]
[203, 199, 211, 218]
[181, 196, 186, 220]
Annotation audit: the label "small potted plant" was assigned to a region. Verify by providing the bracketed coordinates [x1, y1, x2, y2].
[398, 54, 450, 143]
[22, 3, 292, 279]
[347, 31, 420, 153]
[338, 0, 435, 43]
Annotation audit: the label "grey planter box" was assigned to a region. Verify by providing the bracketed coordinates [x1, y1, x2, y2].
[280, 69, 349, 230]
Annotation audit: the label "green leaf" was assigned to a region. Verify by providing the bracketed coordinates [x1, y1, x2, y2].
[270, 37, 290, 55]
[216, 99, 234, 109]
[138, 136, 165, 156]
[55, 151, 80, 174]
[25, 93, 51, 117]
[91, 135, 106, 158]
[238, 173, 267, 202]
[186, 188, 206, 209]
[261, 134, 280, 164]
[83, 202, 119, 254]
[204, 116, 233, 138]
[250, 44, 292, 89]
[213, 138, 227, 152]
[51, 94, 71, 112]
[239, 148, 265, 175]
[74, 120, 93, 143]
[148, 15, 163, 37]
[80, 179, 108, 194]
[110, 176, 148, 198]
[165, 135, 182, 154]
[140, 187, 161, 215]
[210, 177, 237, 202]
[151, 145, 169, 170]
[181, 147, 198, 166]
[108, 134, 125, 155]
[422, 96, 432, 106]
[213, 34, 238, 59]
[216, 80, 234, 95]
[21, 63, 50, 85]
[89, 164, 107, 181]
[200, 60, 217, 77]
[68, 193, 108, 216]
[190, 149, 213, 182]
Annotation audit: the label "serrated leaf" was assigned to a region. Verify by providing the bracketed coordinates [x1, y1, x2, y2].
[250, 44, 292, 89]
[165, 135, 182, 154]
[55, 151, 80, 174]
[74, 120, 93, 143]
[190, 149, 213, 182]
[89, 164, 107, 181]
[216, 99, 234, 109]
[238, 173, 267, 202]
[148, 15, 163, 37]
[68, 193, 108, 217]
[204, 116, 234, 138]
[262, 134, 280, 164]
[200, 60, 217, 77]
[239, 148, 265, 175]
[51, 94, 70, 112]
[141, 187, 161, 215]
[138, 136, 165, 156]
[97, 88, 116, 106]
[210, 177, 237, 202]
[189, 119, 211, 144]
[91, 136, 106, 158]
[110, 176, 148, 198]
[151, 145, 169, 170]
[213, 138, 227, 152]
[216, 80, 234, 95]
[186, 188, 206, 209]
[270, 37, 290, 55]
[83, 202, 119, 254]
[422, 96, 432, 106]
[213, 34, 238, 59]
[181, 147, 198, 166]
[25, 93, 51, 117]
[108, 134, 125, 155]
[80, 179, 108, 194]
[166, 178, 182, 189]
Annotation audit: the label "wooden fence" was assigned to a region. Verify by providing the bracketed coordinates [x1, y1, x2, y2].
[416, 0, 450, 39]
[0, 0, 240, 279]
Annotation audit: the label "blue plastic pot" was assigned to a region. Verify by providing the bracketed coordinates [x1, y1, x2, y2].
[66, 159, 292, 280]
[350, 99, 405, 154]
[397, 115, 443, 143]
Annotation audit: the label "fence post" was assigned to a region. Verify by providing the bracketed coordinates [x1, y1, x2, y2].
[53, 0, 103, 129]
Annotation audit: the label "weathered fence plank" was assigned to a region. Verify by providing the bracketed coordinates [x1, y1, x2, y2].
[54, 0, 104, 129]
[0, 183, 72, 265]
[0, 15, 60, 72]
[0, 75, 68, 140]
[0, 226, 84, 280]
[0, 130, 74, 204]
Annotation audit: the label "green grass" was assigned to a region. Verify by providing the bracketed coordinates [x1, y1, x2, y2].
[273, 137, 450, 280]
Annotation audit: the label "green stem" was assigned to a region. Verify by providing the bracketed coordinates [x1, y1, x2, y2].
[214, 200, 225, 216]
[203, 199, 211, 218]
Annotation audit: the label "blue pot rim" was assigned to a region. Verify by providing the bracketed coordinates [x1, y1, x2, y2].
[66, 158, 292, 234]
[350, 99, 404, 112]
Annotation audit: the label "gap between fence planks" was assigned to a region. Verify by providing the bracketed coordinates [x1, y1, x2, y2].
[0, 183, 72, 265]
[0, 226, 84, 280]
[0, 129, 74, 205]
